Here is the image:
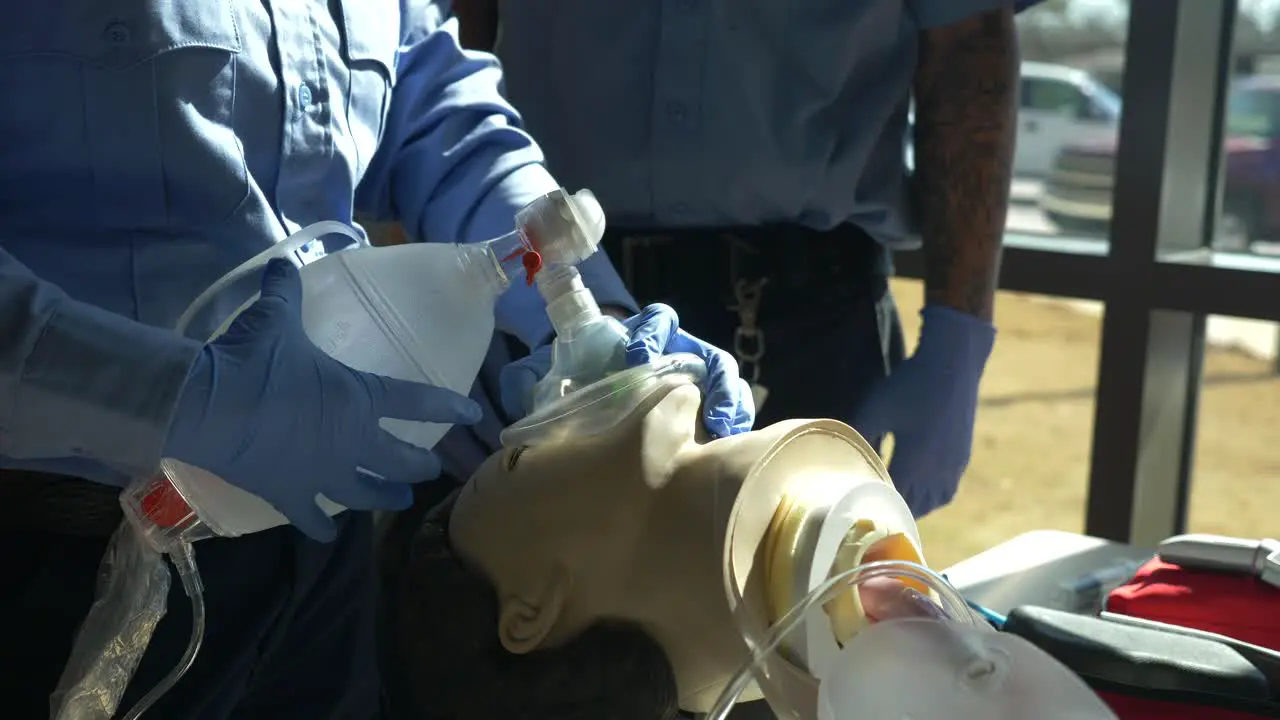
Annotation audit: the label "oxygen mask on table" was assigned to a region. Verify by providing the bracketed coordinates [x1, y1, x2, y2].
[709, 476, 1119, 720]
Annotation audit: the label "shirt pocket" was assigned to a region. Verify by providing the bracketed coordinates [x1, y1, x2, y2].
[339, 0, 398, 181]
[0, 2, 247, 232]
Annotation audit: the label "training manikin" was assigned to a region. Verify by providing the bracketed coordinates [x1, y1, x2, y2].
[389, 373, 1116, 720]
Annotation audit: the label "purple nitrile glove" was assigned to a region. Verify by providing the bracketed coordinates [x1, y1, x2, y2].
[500, 303, 755, 438]
[854, 304, 995, 518]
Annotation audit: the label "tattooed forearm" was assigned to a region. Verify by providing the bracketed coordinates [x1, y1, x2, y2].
[912, 7, 1019, 321]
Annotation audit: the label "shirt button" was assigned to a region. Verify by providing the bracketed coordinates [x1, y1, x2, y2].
[104, 22, 131, 45]
[297, 83, 313, 108]
[666, 101, 688, 123]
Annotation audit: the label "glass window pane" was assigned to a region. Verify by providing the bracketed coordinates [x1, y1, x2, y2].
[892, 279, 1098, 568]
[1213, 7, 1280, 255]
[1187, 315, 1280, 539]
[1024, 78, 1085, 113]
[1226, 85, 1274, 138]
[1217, 78, 1280, 253]
[1190, 6, 1280, 530]
[1012, 0, 1130, 245]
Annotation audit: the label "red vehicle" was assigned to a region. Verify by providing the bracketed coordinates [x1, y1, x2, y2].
[1041, 75, 1280, 250]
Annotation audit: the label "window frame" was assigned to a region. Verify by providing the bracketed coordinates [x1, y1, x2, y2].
[896, 0, 1270, 545]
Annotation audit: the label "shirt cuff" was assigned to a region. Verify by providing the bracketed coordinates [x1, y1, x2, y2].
[12, 301, 202, 477]
[470, 164, 639, 348]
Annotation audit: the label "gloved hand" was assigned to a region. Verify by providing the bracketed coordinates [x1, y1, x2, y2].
[853, 305, 994, 518]
[500, 303, 755, 438]
[164, 258, 482, 542]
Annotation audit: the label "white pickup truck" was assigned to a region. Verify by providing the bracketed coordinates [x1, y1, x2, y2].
[906, 61, 1121, 178]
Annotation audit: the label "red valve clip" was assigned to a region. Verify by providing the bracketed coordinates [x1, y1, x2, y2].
[499, 228, 545, 286]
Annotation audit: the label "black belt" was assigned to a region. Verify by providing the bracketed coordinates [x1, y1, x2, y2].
[0, 470, 124, 538]
[603, 223, 890, 289]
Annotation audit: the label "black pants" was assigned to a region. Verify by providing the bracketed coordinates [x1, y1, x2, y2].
[0, 473, 380, 720]
[606, 225, 906, 720]
[604, 225, 906, 429]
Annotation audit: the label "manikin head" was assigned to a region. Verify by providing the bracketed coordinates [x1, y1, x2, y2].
[391, 373, 1113, 719]
[398, 374, 920, 716]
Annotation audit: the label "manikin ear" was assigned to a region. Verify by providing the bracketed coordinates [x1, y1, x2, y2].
[637, 383, 701, 489]
[497, 565, 572, 654]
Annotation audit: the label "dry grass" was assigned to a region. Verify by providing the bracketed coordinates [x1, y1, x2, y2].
[887, 279, 1280, 568]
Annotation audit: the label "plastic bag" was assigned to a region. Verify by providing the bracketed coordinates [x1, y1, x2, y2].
[49, 521, 171, 720]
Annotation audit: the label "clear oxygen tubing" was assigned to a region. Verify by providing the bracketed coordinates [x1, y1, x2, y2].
[118, 542, 204, 720]
[173, 221, 365, 336]
[703, 560, 980, 720]
[115, 223, 363, 720]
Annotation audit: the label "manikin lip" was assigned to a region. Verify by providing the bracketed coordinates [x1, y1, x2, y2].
[856, 578, 949, 625]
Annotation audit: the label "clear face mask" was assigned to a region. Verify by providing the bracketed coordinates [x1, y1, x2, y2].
[500, 352, 708, 448]
[709, 560, 1120, 720]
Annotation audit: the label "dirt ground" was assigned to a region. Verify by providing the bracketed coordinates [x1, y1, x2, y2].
[887, 278, 1280, 569]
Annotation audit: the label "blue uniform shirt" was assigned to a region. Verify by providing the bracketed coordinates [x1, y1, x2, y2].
[495, 0, 1015, 248]
[0, 1, 632, 485]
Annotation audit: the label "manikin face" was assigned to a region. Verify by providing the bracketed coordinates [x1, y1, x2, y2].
[449, 378, 912, 713]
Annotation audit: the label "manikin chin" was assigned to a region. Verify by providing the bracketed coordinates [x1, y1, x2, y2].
[444, 377, 924, 717]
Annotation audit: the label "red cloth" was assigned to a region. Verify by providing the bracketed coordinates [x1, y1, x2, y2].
[1107, 557, 1280, 650]
[1098, 556, 1280, 719]
[1097, 692, 1265, 720]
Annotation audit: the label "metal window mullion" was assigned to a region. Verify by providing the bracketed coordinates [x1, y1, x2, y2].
[1085, 0, 1235, 545]
[1151, 261, 1280, 320]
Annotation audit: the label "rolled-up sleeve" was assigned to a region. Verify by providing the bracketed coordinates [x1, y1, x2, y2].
[356, 16, 636, 348]
[0, 246, 201, 479]
[907, 0, 1035, 29]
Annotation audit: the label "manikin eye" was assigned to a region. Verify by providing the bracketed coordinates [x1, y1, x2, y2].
[505, 445, 528, 472]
